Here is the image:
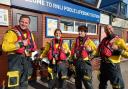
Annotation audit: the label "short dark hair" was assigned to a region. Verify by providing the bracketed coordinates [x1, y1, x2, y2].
[19, 15, 31, 23]
[54, 28, 62, 35]
[78, 25, 88, 32]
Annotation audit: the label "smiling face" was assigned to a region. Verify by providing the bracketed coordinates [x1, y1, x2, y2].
[104, 25, 113, 36]
[19, 17, 30, 30]
[54, 29, 62, 39]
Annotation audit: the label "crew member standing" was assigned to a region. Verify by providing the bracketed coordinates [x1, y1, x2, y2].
[41, 29, 70, 89]
[97, 25, 128, 89]
[2, 15, 37, 89]
[71, 25, 96, 89]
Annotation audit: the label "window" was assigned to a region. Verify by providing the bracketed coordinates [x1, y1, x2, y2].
[75, 21, 86, 32]
[87, 23, 97, 35]
[63, 39, 71, 49]
[102, 3, 119, 14]
[70, 39, 75, 48]
[60, 18, 86, 33]
[60, 18, 74, 32]
[93, 39, 99, 46]
[120, 2, 127, 17]
[63, 39, 75, 49]
[16, 13, 38, 32]
[82, 0, 97, 5]
[101, 1, 127, 18]
[60, 17, 97, 35]
[46, 17, 58, 37]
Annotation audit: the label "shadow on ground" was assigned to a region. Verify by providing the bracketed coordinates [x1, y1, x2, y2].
[28, 78, 48, 89]
[28, 77, 75, 89]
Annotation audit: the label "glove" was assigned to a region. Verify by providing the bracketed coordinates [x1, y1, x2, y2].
[112, 49, 123, 56]
[18, 42, 24, 48]
[18, 39, 29, 48]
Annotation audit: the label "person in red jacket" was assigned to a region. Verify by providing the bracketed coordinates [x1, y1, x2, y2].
[2, 15, 37, 89]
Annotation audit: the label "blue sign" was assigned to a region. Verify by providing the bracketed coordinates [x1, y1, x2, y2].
[11, 0, 100, 22]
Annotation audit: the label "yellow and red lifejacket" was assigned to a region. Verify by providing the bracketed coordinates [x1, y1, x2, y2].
[98, 35, 119, 58]
[13, 25, 36, 54]
[47, 38, 67, 61]
[71, 36, 89, 59]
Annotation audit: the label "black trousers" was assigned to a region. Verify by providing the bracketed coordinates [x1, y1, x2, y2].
[8, 54, 32, 89]
[48, 61, 68, 89]
[99, 61, 124, 89]
[75, 59, 93, 89]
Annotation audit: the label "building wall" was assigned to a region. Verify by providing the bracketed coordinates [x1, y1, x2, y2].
[0, 4, 11, 44]
[0, 4, 11, 87]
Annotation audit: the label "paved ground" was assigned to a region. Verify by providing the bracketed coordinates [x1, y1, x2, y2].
[28, 72, 113, 89]
[28, 80, 48, 89]
[28, 77, 76, 89]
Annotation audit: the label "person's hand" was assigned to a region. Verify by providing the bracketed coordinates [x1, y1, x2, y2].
[23, 39, 29, 46]
[112, 44, 118, 50]
[85, 45, 91, 51]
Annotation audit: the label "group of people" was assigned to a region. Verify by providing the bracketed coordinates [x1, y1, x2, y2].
[2, 14, 128, 89]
